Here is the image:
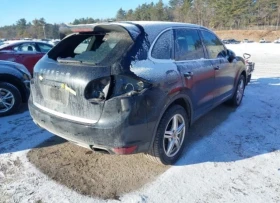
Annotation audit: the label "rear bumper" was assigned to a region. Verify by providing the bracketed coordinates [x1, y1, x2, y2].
[28, 95, 152, 154]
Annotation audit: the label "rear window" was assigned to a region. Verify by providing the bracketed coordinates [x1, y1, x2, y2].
[49, 31, 133, 65]
[38, 43, 53, 53]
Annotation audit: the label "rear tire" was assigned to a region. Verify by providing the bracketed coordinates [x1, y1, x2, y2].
[229, 75, 245, 107]
[146, 105, 188, 165]
[0, 82, 22, 117]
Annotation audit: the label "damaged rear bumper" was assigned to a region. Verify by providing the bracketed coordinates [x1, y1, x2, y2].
[28, 95, 152, 154]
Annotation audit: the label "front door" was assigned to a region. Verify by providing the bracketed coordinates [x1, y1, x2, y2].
[174, 28, 215, 119]
[200, 30, 235, 103]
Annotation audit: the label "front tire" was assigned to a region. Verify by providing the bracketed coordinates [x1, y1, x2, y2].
[146, 105, 188, 165]
[229, 75, 245, 106]
[247, 74, 251, 84]
[0, 82, 22, 116]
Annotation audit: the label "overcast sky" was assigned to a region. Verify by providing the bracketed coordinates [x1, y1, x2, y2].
[0, 0, 170, 26]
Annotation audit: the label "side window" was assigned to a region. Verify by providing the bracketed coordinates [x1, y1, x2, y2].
[201, 30, 226, 59]
[37, 43, 53, 53]
[74, 36, 94, 54]
[14, 43, 37, 52]
[151, 30, 173, 60]
[13, 46, 19, 51]
[175, 29, 205, 61]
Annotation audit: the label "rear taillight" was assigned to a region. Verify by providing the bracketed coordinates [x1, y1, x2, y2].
[112, 146, 137, 154]
[110, 75, 150, 98]
[84, 77, 110, 103]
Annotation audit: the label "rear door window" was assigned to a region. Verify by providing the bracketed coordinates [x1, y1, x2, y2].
[151, 30, 173, 60]
[174, 29, 205, 61]
[200, 30, 226, 59]
[13, 43, 37, 52]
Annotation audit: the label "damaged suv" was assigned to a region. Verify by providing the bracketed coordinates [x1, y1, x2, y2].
[29, 22, 247, 165]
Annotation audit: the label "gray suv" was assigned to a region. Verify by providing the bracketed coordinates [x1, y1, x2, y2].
[29, 22, 247, 165]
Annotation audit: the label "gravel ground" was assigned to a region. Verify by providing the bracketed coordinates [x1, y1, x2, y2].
[0, 43, 280, 203]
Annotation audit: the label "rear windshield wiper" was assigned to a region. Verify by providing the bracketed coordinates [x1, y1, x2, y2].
[57, 58, 82, 64]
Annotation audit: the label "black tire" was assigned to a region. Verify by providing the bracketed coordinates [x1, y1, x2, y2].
[0, 82, 22, 116]
[146, 105, 189, 165]
[229, 75, 245, 107]
[247, 74, 251, 84]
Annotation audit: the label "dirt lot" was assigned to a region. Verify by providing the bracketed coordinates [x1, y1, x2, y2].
[1, 43, 280, 203]
[216, 30, 280, 41]
[27, 137, 169, 200]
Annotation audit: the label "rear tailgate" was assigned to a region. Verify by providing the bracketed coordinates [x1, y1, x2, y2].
[32, 61, 111, 124]
[31, 23, 142, 124]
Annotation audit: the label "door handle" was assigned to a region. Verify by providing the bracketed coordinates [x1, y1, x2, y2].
[184, 72, 193, 78]
[214, 66, 220, 70]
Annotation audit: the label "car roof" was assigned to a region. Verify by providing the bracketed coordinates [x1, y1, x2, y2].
[112, 21, 207, 43]
[72, 21, 210, 44]
[3, 40, 53, 46]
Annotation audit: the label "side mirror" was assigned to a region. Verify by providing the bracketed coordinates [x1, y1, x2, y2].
[227, 49, 236, 63]
[243, 53, 251, 59]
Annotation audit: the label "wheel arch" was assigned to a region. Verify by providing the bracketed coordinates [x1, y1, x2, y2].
[235, 67, 247, 88]
[148, 92, 194, 151]
[0, 74, 27, 102]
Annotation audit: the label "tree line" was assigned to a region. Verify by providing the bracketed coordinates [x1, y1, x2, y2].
[1, 0, 279, 39]
[0, 18, 61, 39]
[116, 0, 280, 30]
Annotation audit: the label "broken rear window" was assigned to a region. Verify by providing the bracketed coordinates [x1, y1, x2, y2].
[49, 32, 133, 66]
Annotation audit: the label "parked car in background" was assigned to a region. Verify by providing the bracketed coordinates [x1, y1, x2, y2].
[259, 38, 270, 43]
[274, 38, 280, 43]
[49, 39, 61, 46]
[29, 22, 247, 165]
[223, 39, 240, 44]
[0, 41, 53, 75]
[222, 39, 229, 44]
[0, 60, 31, 116]
[242, 39, 254, 43]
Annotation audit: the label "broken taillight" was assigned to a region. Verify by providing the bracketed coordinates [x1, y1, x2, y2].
[84, 77, 110, 103]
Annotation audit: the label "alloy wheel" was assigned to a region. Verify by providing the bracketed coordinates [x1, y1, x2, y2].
[163, 114, 186, 157]
[0, 88, 15, 113]
[236, 79, 244, 104]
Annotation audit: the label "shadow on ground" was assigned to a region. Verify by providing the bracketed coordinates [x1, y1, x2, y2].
[27, 77, 280, 200]
[27, 136, 169, 200]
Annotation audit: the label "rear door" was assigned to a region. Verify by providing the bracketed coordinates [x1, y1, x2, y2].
[174, 28, 215, 118]
[0, 50, 18, 62]
[200, 30, 235, 103]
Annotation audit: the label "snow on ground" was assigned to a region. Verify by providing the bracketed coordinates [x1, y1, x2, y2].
[1, 43, 280, 203]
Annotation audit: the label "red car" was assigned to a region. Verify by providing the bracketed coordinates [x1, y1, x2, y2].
[0, 41, 53, 75]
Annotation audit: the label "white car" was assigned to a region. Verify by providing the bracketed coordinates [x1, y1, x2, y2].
[259, 38, 266, 43]
[274, 38, 280, 43]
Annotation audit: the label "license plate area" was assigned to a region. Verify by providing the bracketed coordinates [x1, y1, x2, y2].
[48, 87, 68, 104]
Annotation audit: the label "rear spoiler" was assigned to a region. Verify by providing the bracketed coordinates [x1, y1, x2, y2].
[59, 23, 142, 41]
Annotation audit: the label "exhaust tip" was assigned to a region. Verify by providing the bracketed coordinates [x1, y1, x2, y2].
[90, 146, 110, 154]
